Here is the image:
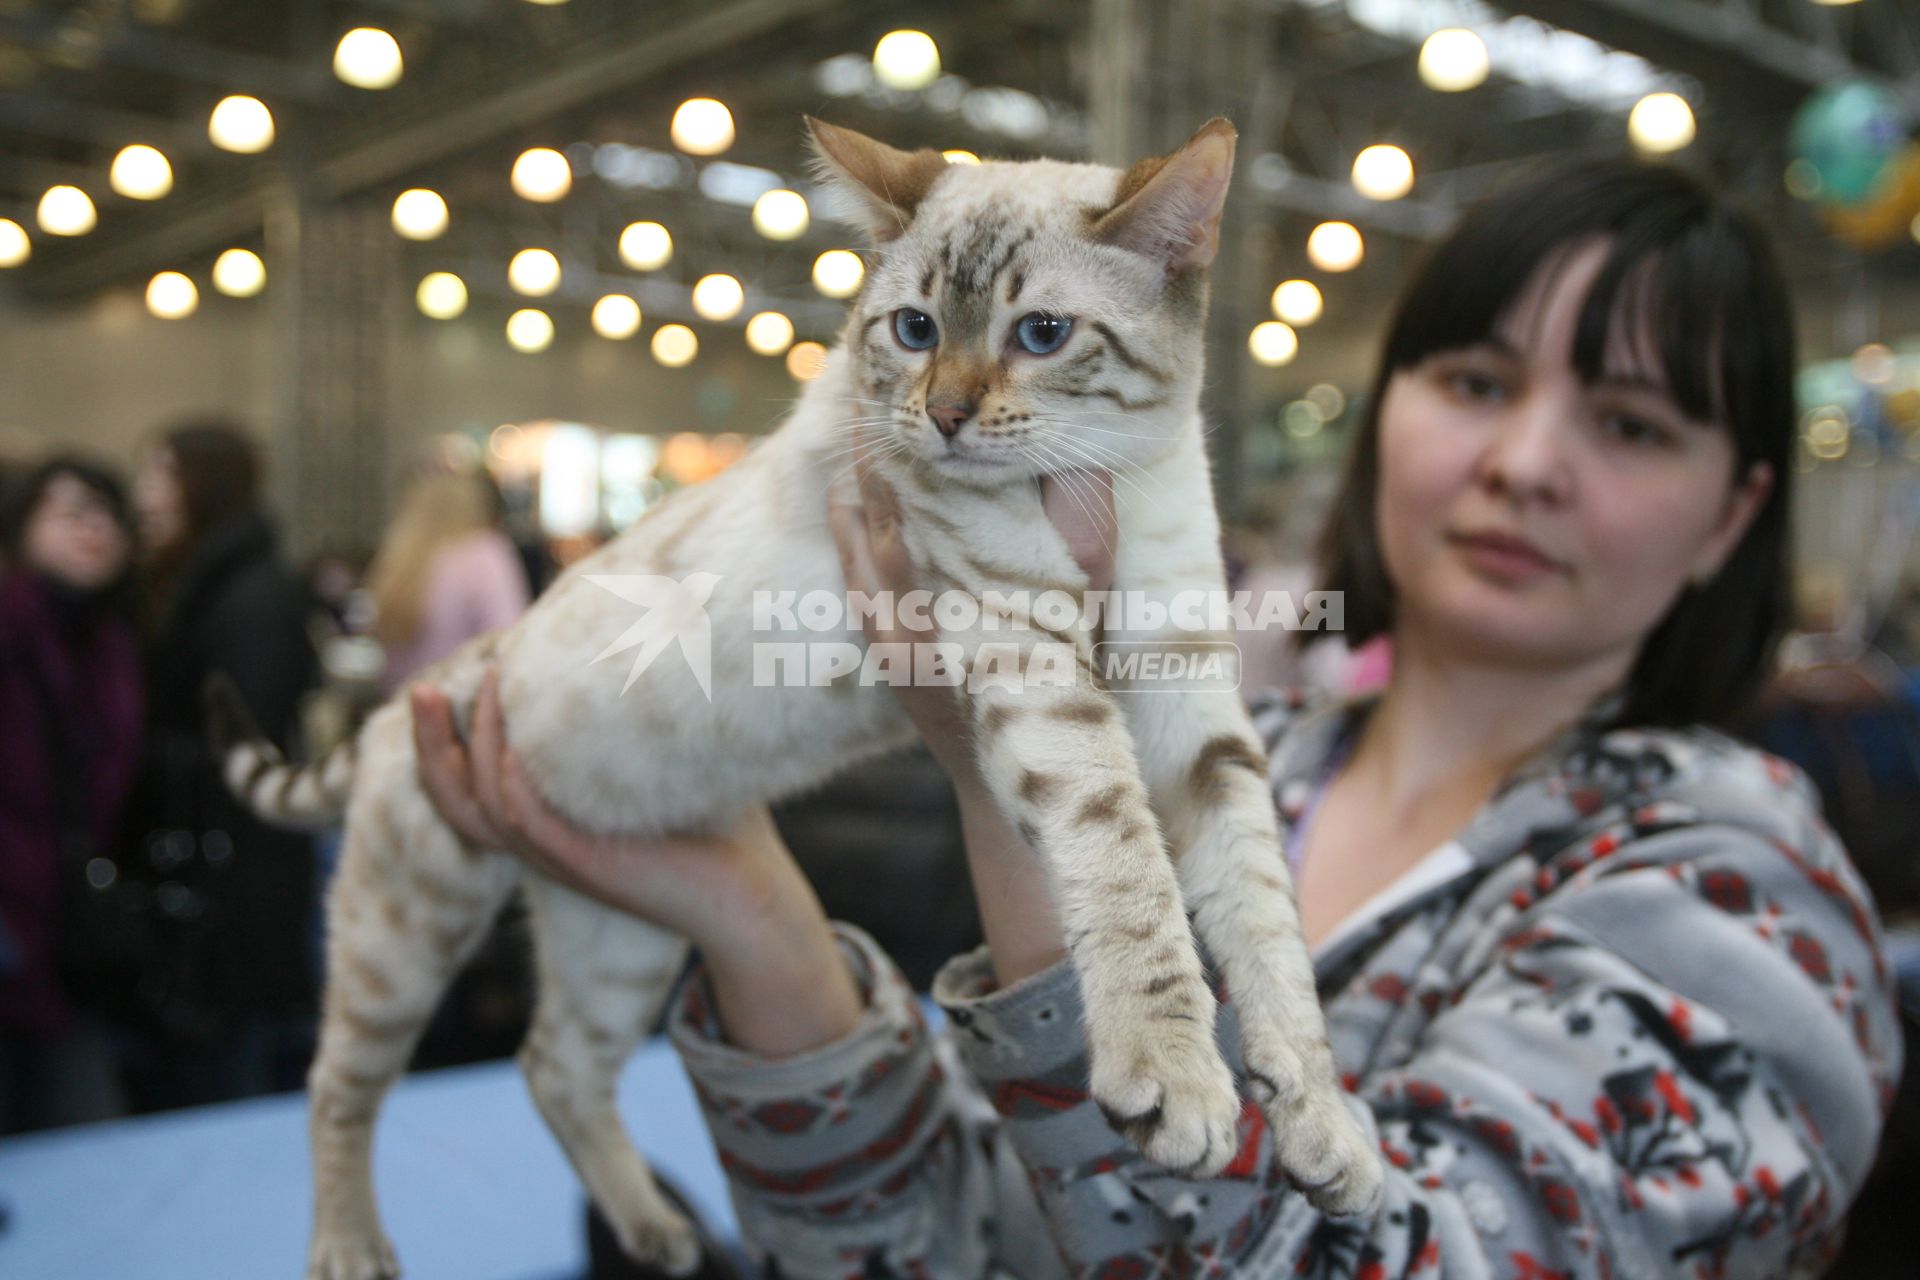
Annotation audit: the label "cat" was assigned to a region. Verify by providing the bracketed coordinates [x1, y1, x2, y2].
[215, 117, 1383, 1280]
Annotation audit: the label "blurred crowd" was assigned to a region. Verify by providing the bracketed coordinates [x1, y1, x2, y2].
[2, 422, 1915, 1147]
[0, 422, 543, 1134]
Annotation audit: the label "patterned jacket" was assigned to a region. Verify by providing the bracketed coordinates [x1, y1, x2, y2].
[667, 692, 1903, 1279]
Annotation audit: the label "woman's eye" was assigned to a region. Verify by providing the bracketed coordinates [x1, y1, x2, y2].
[1601, 413, 1671, 447]
[1447, 370, 1506, 403]
[1014, 313, 1073, 355]
[893, 308, 939, 351]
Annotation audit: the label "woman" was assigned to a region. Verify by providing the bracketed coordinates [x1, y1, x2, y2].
[367, 465, 529, 695]
[128, 421, 320, 1106]
[410, 162, 1902, 1277]
[0, 456, 142, 1132]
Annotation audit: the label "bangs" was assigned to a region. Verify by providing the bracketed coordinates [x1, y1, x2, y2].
[1378, 158, 1795, 464]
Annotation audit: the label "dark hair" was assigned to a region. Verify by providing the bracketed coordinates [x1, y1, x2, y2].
[1317, 158, 1796, 730]
[159, 418, 262, 544]
[0, 452, 136, 583]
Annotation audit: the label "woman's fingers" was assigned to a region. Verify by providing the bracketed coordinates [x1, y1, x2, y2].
[1040, 467, 1117, 592]
[408, 684, 500, 847]
[467, 666, 514, 834]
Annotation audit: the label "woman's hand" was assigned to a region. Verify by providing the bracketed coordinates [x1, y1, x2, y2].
[825, 456, 1116, 985]
[409, 668, 861, 1054]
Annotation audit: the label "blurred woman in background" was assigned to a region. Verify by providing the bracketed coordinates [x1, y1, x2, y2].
[368, 465, 529, 695]
[0, 456, 141, 1132]
[126, 420, 319, 1109]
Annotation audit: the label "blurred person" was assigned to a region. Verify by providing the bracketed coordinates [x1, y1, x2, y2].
[125, 420, 320, 1108]
[0, 455, 141, 1132]
[367, 466, 529, 695]
[411, 158, 1904, 1278]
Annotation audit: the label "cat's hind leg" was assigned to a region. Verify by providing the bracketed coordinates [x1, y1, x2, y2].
[307, 728, 521, 1280]
[518, 878, 701, 1276]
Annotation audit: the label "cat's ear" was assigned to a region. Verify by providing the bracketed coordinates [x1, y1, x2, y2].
[1090, 118, 1237, 274]
[805, 117, 951, 243]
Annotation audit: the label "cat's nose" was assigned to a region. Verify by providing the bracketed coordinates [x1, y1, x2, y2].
[927, 403, 971, 438]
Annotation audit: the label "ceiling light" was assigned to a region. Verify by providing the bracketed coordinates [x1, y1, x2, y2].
[745, 311, 795, 355]
[146, 271, 198, 319]
[652, 323, 698, 367]
[509, 248, 561, 296]
[1271, 280, 1323, 326]
[1351, 145, 1414, 201]
[209, 95, 274, 153]
[752, 189, 810, 240]
[786, 340, 828, 381]
[1249, 322, 1298, 367]
[591, 294, 642, 340]
[671, 98, 734, 156]
[812, 249, 864, 298]
[506, 309, 554, 353]
[0, 219, 27, 267]
[38, 185, 96, 236]
[110, 144, 172, 199]
[391, 188, 448, 240]
[212, 248, 265, 297]
[416, 272, 467, 319]
[333, 27, 402, 90]
[1306, 221, 1363, 273]
[872, 30, 941, 91]
[691, 273, 744, 321]
[511, 147, 572, 202]
[1628, 93, 1695, 153]
[619, 221, 673, 271]
[1418, 28, 1489, 92]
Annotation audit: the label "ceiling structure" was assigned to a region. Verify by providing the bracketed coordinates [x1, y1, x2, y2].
[1, 0, 1917, 529]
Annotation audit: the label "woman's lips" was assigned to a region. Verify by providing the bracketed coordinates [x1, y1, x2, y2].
[1447, 529, 1567, 580]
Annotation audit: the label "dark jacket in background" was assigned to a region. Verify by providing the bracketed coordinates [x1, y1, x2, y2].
[129, 510, 320, 1046]
[0, 570, 144, 1036]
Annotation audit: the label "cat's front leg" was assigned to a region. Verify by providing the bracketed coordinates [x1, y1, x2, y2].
[966, 674, 1241, 1178]
[1126, 684, 1385, 1216]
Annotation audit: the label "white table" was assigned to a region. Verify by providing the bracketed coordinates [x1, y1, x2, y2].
[0, 1036, 735, 1280]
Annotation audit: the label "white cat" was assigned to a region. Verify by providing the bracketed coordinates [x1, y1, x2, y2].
[217, 117, 1383, 1280]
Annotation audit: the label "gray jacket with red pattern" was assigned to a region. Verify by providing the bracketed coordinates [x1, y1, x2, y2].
[668, 692, 1902, 1280]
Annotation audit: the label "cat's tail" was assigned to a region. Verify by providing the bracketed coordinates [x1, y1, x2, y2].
[204, 673, 357, 829]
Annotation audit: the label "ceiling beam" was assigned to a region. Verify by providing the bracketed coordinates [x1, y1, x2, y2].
[1502, 0, 1920, 114]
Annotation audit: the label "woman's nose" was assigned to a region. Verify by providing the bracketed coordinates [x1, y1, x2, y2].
[1476, 395, 1573, 505]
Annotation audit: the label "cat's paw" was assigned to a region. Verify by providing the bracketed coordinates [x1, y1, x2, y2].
[306, 1232, 399, 1280]
[1245, 1040, 1385, 1218]
[1091, 1023, 1241, 1178]
[609, 1205, 703, 1278]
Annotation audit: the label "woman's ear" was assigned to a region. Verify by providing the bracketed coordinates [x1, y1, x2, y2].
[805, 117, 952, 244]
[1693, 459, 1774, 583]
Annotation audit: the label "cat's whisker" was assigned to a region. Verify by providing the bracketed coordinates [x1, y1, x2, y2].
[1031, 428, 1166, 510]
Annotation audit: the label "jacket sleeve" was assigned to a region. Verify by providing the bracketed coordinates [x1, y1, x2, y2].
[665, 923, 1065, 1280]
[931, 814, 1903, 1280]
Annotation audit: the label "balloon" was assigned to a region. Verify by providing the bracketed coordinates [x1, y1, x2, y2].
[1790, 80, 1912, 209]
[1824, 144, 1920, 251]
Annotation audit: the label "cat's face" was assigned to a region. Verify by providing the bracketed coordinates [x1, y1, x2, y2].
[812, 120, 1236, 488]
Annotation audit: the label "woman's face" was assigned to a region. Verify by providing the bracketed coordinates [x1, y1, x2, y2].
[23, 473, 130, 592]
[134, 446, 186, 554]
[1375, 240, 1772, 676]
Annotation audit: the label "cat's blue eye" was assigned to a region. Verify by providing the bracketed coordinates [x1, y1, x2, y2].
[1015, 313, 1073, 355]
[894, 308, 939, 351]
